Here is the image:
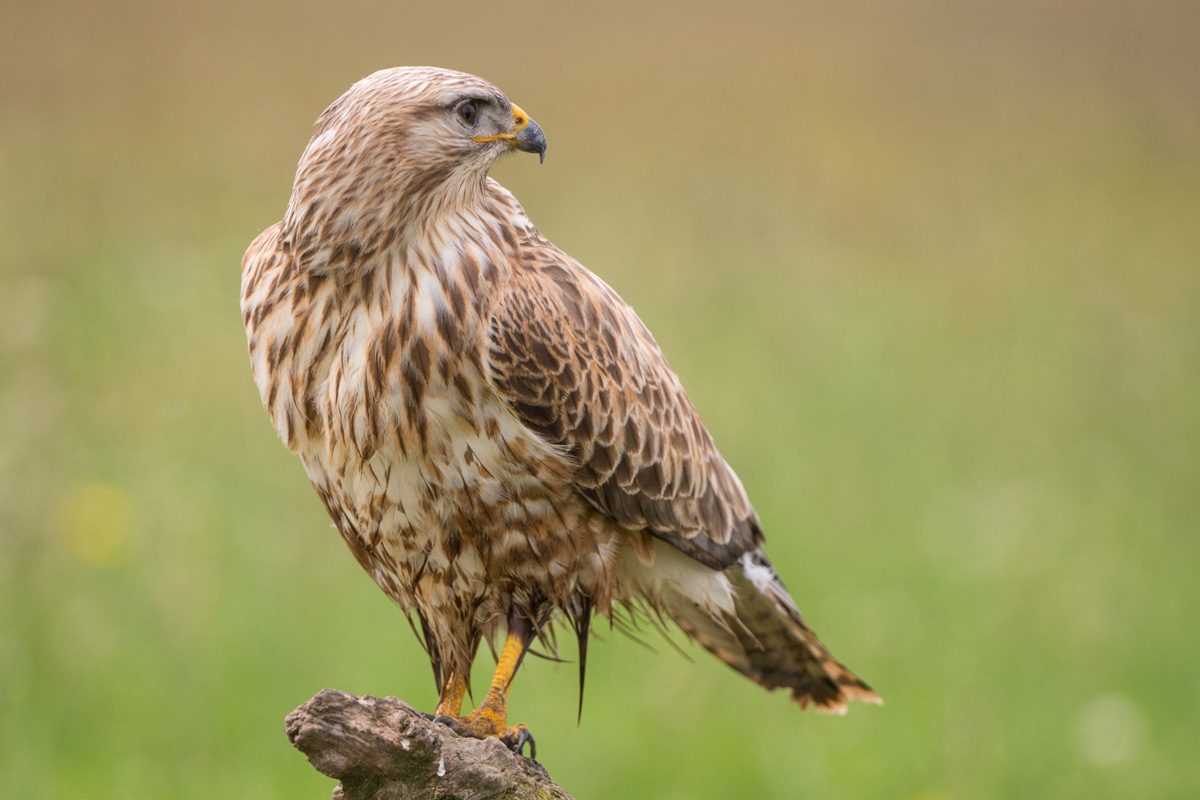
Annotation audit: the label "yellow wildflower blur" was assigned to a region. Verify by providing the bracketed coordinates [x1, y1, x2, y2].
[56, 482, 139, 567]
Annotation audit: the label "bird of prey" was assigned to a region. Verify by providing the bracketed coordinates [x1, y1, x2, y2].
[242, 66, 879, 756]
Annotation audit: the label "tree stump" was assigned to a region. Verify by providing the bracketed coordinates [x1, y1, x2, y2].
[285, 689, 574, 800]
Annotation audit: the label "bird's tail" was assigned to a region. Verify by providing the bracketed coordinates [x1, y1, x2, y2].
[671, 548, 881, 712]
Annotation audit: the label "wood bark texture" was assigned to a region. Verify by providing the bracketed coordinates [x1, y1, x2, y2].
[285, 689, 574, 800]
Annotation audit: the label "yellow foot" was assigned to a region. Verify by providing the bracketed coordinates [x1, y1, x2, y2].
[428, 710, 536, 759]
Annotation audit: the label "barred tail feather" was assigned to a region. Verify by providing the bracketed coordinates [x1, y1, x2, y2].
[726, 550, 879, 711]
[629, 543, 880, 712]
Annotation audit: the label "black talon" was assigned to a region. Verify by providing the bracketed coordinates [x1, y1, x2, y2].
[505, 726, 536, 760]
[524, 729, 537, 760]
[429, 715, 465, 735]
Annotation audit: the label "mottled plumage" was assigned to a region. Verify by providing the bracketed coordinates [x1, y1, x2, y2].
[242, 67, 878, 746]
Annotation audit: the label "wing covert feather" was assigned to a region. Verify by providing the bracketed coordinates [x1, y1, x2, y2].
[485, 249, 763, 569]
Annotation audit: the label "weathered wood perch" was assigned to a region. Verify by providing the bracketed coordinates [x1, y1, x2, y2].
[285, 689, 574, 800]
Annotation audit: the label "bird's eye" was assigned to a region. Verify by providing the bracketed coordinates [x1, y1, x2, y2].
[457, 102, 477, 127]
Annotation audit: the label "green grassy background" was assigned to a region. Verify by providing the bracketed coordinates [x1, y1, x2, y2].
[2, 1, 1198, 797]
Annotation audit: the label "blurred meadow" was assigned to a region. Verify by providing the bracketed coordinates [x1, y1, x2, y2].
[2, 0, 1199, 797]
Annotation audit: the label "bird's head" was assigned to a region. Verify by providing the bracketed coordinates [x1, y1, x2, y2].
[281, 67, 546, 272]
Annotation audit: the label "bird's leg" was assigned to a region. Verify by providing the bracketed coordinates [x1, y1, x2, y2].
[434, 670, 468, 718]
[431, 615, 535, 757]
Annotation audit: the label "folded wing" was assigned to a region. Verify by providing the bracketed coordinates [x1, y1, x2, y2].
[484, 248, 763, 570]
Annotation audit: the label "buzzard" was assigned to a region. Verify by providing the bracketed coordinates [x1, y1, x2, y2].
[242, 67, 879, 756]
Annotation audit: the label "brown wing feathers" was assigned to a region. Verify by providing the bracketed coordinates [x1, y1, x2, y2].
[486, 251, 764, 570]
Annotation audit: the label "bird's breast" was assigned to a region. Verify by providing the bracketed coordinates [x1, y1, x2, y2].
[260, 263, 607, 609]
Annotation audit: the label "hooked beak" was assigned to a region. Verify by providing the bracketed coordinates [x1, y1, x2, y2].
[513, 116, 547, 163]
[474, 103, 547, 163]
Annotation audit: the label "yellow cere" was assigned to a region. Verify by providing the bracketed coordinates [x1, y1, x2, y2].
[472, 103, 531, 143]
